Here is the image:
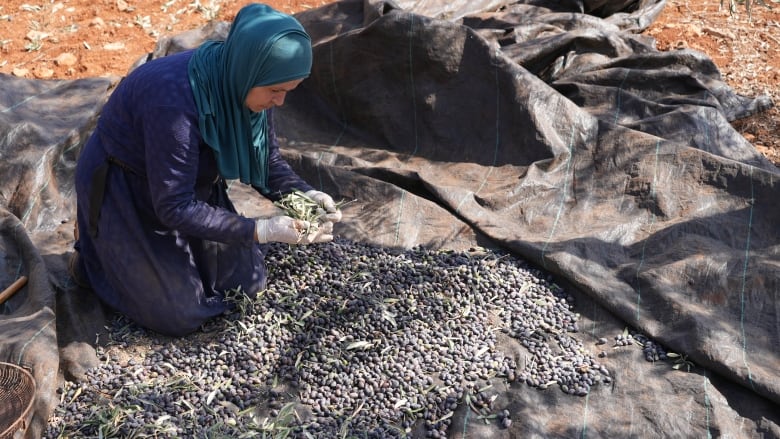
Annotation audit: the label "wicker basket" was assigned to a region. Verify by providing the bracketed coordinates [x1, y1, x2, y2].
[0, 363, 36, 439]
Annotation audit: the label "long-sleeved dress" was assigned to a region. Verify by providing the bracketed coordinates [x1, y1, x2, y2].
[74, 49, 313, 336]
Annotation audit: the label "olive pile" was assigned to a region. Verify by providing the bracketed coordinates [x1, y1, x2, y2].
[46, 238, 611, 438]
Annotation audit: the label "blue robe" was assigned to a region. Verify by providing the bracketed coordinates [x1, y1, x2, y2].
[74, 50, 313, 336]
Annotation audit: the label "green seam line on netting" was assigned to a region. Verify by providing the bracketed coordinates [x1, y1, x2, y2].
[1, 81, 67, 114]
[456, 49, 502, 216]
[17, 317, 56, 366]
[704, 370, 713, 439]
[394, 191, 407, 247]
[633, 139, 661, 322]
[739, 165, 756, 390]
[580, 391, 591, 439]
[21, 150, 55, 225]
[408, 12, 419, 159]
[461, 397, 471, 437]
[540, 124, 576, 270]
[309, 41, 348, 191]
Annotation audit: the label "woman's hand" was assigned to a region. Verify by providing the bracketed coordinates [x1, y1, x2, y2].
[256, 216, 333, 244]
[305, 190, 343, 223]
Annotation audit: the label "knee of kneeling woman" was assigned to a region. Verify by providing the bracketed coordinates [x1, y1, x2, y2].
[130, 303, 227, 337]
[146, 317, 210, 337]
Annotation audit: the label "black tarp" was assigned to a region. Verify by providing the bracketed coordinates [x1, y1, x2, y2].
[2, 0, 778, 437]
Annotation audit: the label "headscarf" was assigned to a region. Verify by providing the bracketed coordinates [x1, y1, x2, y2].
[187, 3, 312, 190]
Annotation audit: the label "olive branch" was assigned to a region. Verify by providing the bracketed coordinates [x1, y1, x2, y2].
[273, 189, 354, 238]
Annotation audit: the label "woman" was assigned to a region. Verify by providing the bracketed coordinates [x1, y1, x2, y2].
[71, 3, 341, 336]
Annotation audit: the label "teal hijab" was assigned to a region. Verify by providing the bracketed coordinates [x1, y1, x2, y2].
[187, 3, 312, 191]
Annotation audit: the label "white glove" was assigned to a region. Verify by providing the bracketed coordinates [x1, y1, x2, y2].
[305, 190, 343, 223]
[256, 216, 334, 244]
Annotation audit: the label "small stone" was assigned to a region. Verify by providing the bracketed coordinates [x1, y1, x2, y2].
[702, 27, 735, 40]
[33, 67, 54, 79]
[55, 53, 77, 67]
[26, 30, 49, 41]
[103, 42, 125, 51]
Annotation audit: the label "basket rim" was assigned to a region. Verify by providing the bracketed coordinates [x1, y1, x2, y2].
[0, 361, 36, 439]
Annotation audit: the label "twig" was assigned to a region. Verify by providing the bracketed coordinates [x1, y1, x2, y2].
[0, 275, 27, 305]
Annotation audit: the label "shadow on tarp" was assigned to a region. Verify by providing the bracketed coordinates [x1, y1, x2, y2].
[1, 0, 779, 437]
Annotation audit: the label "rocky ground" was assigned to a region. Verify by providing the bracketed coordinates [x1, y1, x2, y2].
[646, 0, 780, 165]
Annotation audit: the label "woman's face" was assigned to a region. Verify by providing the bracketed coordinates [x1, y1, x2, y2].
[244, 78, 304, 112]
